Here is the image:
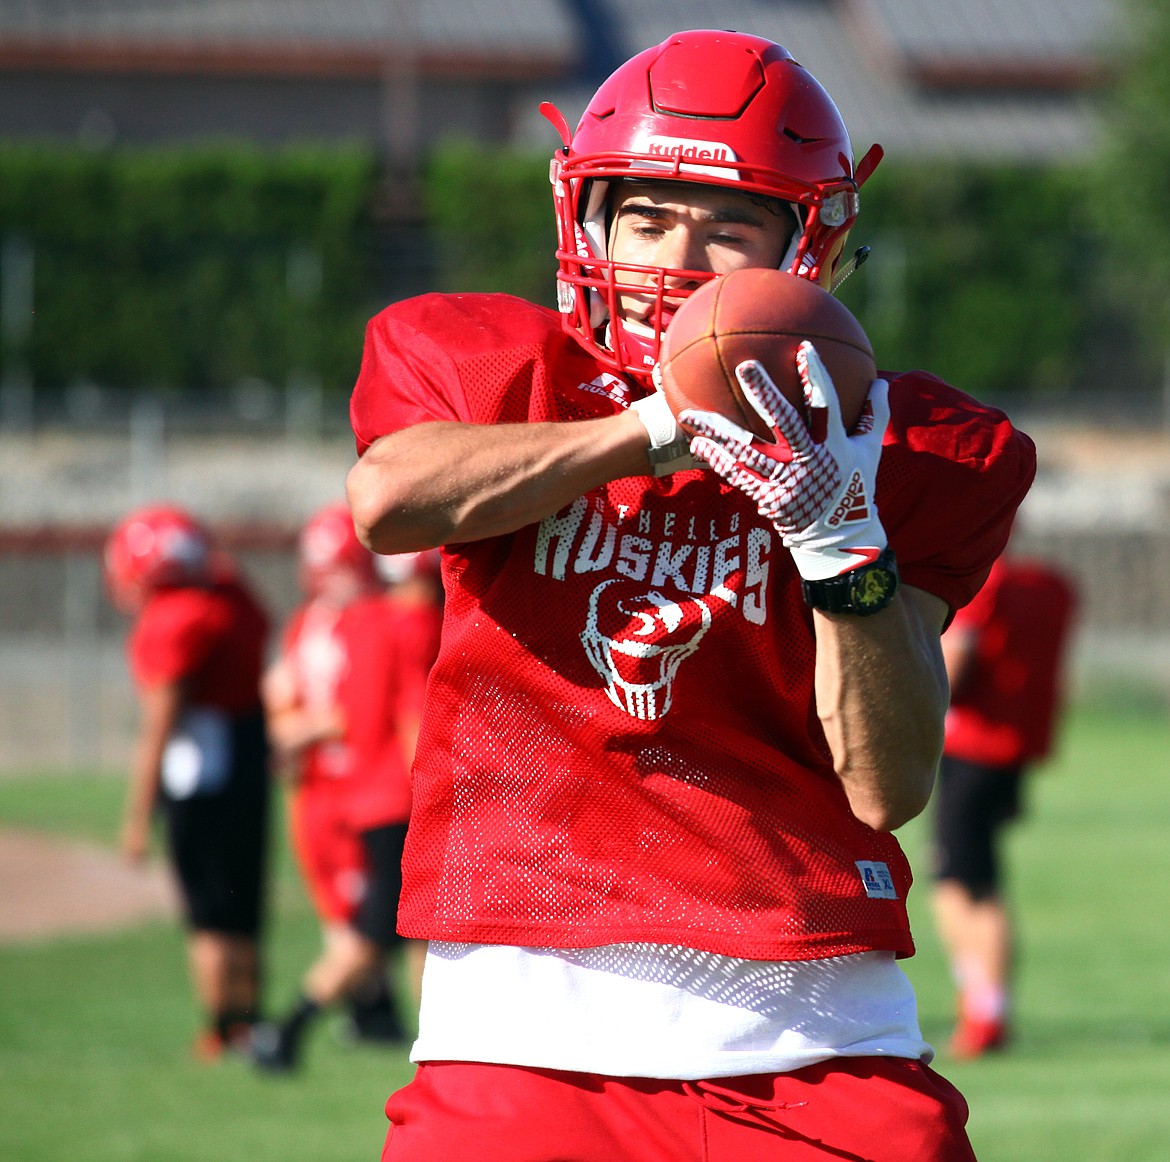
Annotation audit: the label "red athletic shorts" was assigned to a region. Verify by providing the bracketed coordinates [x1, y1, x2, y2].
[288, 780, 367, 925]
[382, 1058, 977, 1161]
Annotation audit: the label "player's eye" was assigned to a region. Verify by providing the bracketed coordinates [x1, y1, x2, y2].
[709, 228, 753, 246]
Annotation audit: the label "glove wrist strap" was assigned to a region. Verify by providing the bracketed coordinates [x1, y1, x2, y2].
[630, 393, 693, 477]
[788, 523, 889, 581]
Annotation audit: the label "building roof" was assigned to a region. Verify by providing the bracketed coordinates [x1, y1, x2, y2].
[0, 0, 1127, 159]
[603, 0, 1122, 160]
[0, 0, 571, 48]
[0, 0, 577, 78]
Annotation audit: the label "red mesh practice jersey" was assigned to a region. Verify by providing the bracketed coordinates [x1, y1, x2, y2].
[944, 557, 1076, 766]
[281, 592, 441, 828]
[350, 293, 1036, 961]
[129, 578, 268, 715]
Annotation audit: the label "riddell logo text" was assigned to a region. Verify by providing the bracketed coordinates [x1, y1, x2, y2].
[645, 138, 737, 164]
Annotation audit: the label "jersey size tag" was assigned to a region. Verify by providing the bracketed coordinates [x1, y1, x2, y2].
[856, 861, 898, 900]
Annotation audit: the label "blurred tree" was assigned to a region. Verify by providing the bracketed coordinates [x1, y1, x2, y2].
[841, 162, 1107, 402]
[421, 141, 1136, 406]
[425, 142, 553, 307]
[1090, 0, 1170, 387]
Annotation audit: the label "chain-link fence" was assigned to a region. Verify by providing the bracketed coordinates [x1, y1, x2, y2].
[0, 535, 303, 772]
[2, 510, 1167, 775]
[2, 393, 1168, 774]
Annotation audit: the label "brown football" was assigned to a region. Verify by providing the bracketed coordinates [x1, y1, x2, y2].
[660, 267, 875, 441]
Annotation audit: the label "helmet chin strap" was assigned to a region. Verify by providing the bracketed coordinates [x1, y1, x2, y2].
[778, 203, 807, 275]
[830, 246, 871, 292]
[603, 320, 658, 384]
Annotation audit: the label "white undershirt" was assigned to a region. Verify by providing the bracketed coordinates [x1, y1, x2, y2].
[412, 941, 932, 1080]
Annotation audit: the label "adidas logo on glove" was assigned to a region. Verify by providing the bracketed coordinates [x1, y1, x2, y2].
[827, 472, 870, 528]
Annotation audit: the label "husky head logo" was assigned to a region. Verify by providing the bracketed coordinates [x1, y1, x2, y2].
[580, 579, 712, 720]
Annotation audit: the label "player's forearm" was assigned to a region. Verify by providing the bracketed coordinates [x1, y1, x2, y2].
[135, 684, 182, 789]
[265, 705, 341, 757]
[123, 683, 181, 844]
[348, 415, 651, 553]
[814, 584, 948, 832]
[125, 744, 163, 823]
[940, 626, 976, 693]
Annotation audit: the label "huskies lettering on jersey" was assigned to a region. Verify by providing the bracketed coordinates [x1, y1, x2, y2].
[534, 497, 774, 720]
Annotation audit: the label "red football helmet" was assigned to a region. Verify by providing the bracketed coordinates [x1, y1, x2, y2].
[374, 548, 442, 586]
[299, 501, 377, 599]
[543, 29, 883, 384]
[104, 504, 212, 612]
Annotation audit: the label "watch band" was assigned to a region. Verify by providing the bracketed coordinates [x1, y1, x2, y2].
[630, 393, 694, 477]
[801, 547, 899, 616]
[645, 437, 695, 476]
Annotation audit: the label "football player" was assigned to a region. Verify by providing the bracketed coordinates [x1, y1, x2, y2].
[105, 504, 270, 1061]
[251, 502, 440, 1071]
[347, 29, 1036, 1161]
[932, 549, 1076, 1059]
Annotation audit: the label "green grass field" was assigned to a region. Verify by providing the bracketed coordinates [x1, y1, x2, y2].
[1, 702, 1167, 1160]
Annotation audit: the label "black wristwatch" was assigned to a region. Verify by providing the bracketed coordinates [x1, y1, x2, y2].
[801, 548, 899, 616]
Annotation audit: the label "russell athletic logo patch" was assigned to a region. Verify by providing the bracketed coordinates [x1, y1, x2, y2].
[856, 861, 898, 900]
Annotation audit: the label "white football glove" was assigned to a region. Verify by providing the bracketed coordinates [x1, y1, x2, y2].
[682, 342, 890, 581]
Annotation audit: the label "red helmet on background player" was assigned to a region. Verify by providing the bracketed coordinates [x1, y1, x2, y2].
[299, 501, 377, 600]
[374, 548, 442, 586]
[542, 29, 883, 384]
[104, 504, 212, 613]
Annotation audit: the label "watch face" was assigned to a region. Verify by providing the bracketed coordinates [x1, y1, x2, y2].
[802, 549, 898, 616]
[852, 565, 896, 611]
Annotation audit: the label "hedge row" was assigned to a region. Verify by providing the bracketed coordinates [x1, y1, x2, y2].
[839, 160, 1124, 401]
[427, 145, 1136, 403]
[0, 143, 380, 393]
[0, 141, 1149, 403]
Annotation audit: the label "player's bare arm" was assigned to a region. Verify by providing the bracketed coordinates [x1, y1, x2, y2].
[348, 411, 650, 554]
[940, 622, 977, 693]
[685, 347, 949, 831]
[813, 584, 949, 832]
[261, 659, 343, 765]
[122, 679, 183, 862]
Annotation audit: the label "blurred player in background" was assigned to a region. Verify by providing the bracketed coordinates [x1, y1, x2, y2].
[104, 504, 271, 1061]
[346, 28, 1036, 1161]
[251, 502, 440, 1073]
[932, 548, 1077, 1059]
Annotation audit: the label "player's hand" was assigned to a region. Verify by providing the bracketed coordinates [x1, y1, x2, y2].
[682, 342, 890, 581]
[120, 813, 151, 864]
[314, 705, 346, 742]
